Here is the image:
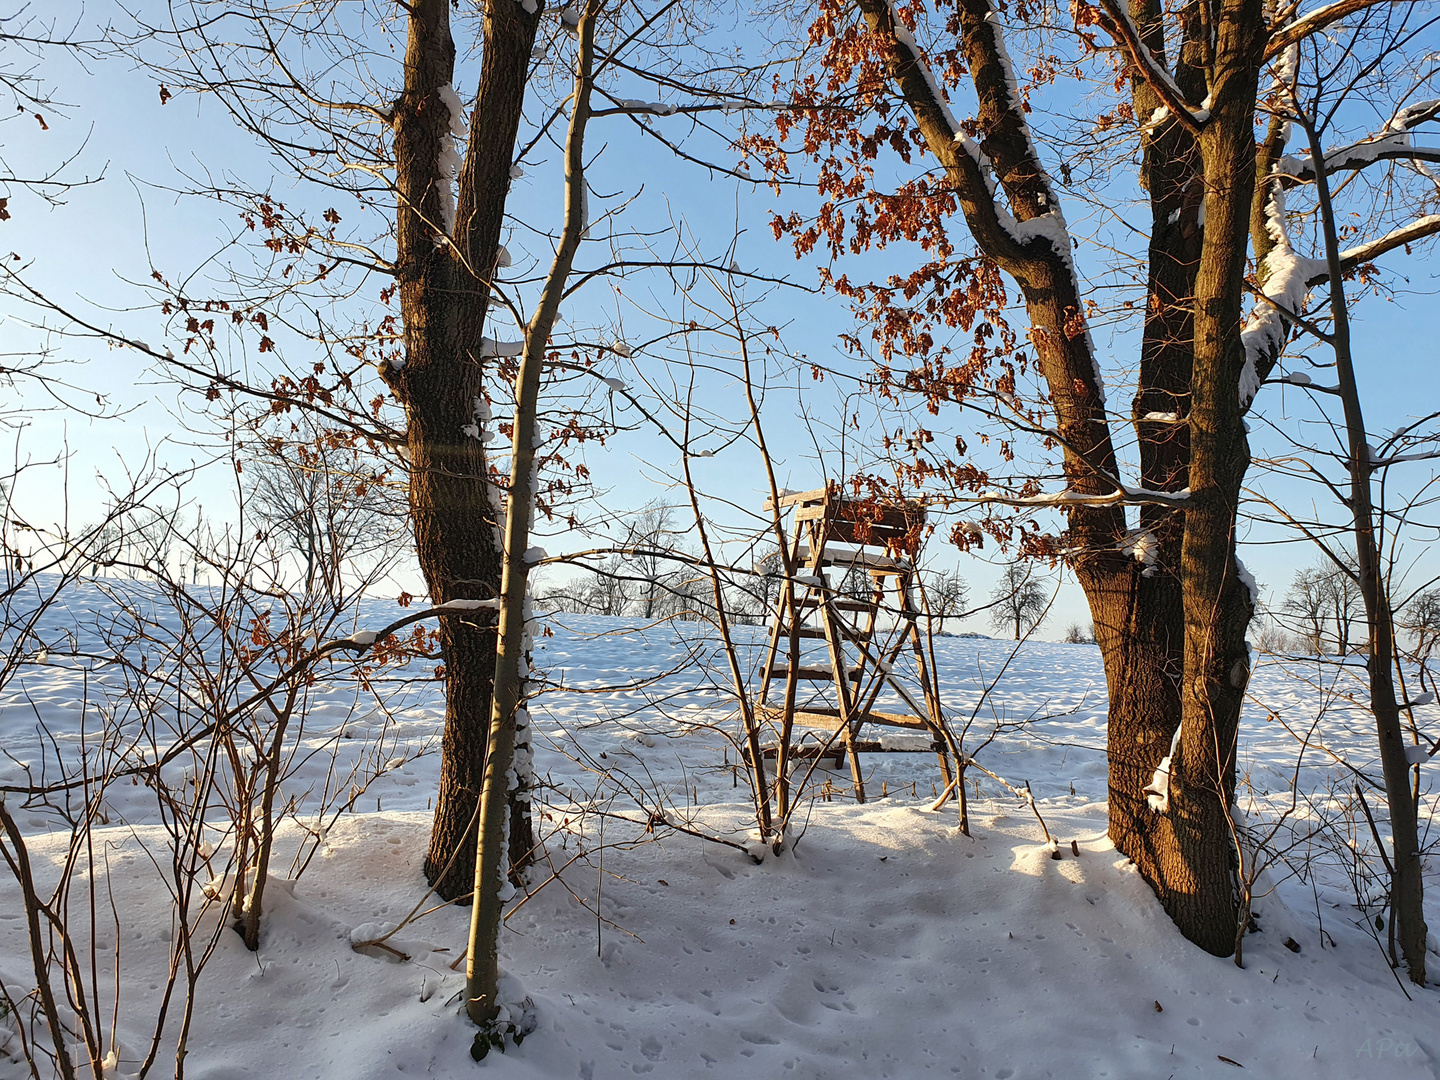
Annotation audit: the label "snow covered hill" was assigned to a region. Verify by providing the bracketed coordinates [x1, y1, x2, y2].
[1, 583, 1435, 1078]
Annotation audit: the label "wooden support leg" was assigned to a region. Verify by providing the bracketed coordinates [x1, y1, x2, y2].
[935, 744, 954, 789]
[843, 722, 866, 803]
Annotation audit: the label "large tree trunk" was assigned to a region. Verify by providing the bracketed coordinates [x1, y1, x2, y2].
[386, 0, 542, 900]
[855, 0, 1268, 955]
[1102, 0, 1199, 908]
[1087, 564, 1182, 878]
[1164, 0, 1266, 953]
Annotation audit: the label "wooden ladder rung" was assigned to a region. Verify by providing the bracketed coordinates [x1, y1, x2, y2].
[792, 543, 911, 573]
[761, 486, 830, 511]
[768, 624, 827, 640]
[759, 705, 932, 730]
[771, 624, 875, 642]
[744, 743, 848, 765]
[768, 665, 862, 682]
[795, 597, 875, 613]
[743, 738, 941, 764]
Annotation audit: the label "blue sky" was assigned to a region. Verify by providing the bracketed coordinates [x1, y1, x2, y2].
[6, 1, 1440, 639]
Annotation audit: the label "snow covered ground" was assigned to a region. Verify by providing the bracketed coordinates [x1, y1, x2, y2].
[2, 579, 1437, 1078]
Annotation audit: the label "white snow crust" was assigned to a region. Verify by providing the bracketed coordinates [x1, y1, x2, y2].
[4, 581, 1439, 1079]
[1240, 186, 1324, 407]
[480, 337, 525, 358]
[435, 83, 468, 235]
[1235, 556, 1260, 607]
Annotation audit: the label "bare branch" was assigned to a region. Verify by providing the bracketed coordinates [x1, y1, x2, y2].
[1265, 0, 1394, 61]
[1095, 0, 1206, 134]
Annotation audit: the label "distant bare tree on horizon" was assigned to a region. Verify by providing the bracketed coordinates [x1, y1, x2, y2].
[989, 562, 1047, 641]
[244, 420, 408, 598]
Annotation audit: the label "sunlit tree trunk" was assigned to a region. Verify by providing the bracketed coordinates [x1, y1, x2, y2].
[849, 0, 1268, 954]
[385, 0, 543, 899]
[466, 0, 599, 1031]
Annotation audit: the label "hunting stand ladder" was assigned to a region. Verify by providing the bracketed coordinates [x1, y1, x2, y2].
[752, 485, 958, 812]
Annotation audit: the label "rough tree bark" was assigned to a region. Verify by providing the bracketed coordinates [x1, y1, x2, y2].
[1165, 0, 1265, 953]
[1098, 0, 1198, 915]
[843, 0, 1271, 953]
[384, 0, 543, 899]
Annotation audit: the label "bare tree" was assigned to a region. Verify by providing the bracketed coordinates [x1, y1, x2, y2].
[1282, 565, 1329, 654]
[622, 501, 691, 620]
[243, 419, 407, 598]
[87, 503, 180, 579]
[0, 6, 104, 208]
[1402, 588, 1440, 664]
[719, 544, 785, 625]
[540, 557, 634, 615]
[988, 562, 1047, 641]
[458, 0, 782, 1046]
[1282, 558, 1362, 656]
[464, 0, 602, 1041]
[921, 566, 968, 633]
[1251, 38, 1440, 979]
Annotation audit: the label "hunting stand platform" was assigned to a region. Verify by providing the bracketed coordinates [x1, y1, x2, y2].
[751, 484, 958, 808]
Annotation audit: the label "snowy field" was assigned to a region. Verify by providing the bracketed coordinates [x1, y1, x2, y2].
[1, 578, 1437, 1078]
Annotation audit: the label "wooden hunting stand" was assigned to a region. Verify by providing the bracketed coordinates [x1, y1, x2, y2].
[752, 484, 957, 812]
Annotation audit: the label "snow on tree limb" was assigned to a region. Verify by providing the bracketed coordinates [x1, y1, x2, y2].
[884, 2, 964, 142]
[865, 0, 1008, 244]
[861, 1, 1109, 407]
[1243, 88, 1440, 409]
[1094, 1, 1206, 134]
[1311, 214, 1440, 284]
[970, 485, 1191, 509]
[1246, 61, 1440, 404]
[435, 83, 468, 234]
[1241, 186, 1324, 408]
[1281, 100, 1440, 182]
[1264, 0, 1396, 61]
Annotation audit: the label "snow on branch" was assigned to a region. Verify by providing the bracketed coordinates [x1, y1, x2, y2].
[1387, 99, 1440, 134]
[605, 98, 679, 116]
[437, 598, 501, 611]
[1095, 1, 1206, 133]
[1265, 0, 1395, 61]
[1287, 140, 1440, 180]
[1240, 186, 1324, 408]
[856, 1, 1027, 260]
[323, 601, 498, 656]
[590, 90, 720, 118]
[435, 83, 469, 235]
[977, 5, 1107, 404]
[1143, 725, 1182, 813]
[480, 337, 525, 358]
[1282, 101, 1440, 181]
[971, 485, 1191, 509]
[1271, 370, 1340, 395]
[1369, 448, 1440, 469]
[1307, 214, 1440, 284]
[884, 2, 960, 138]
[880, 0, 997, 187]
[860, 1, 1108, 410]
[1119, 528, 1160, 576]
